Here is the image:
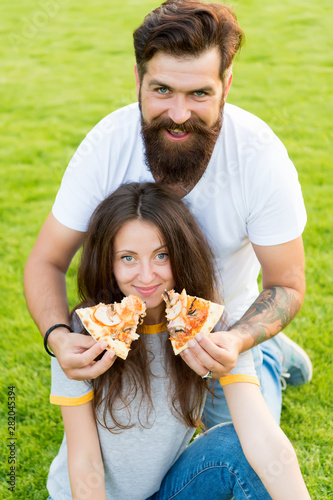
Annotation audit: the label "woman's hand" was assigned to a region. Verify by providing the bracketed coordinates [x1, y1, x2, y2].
[50, 328, 116, 380]
[180, 331, 243, 378]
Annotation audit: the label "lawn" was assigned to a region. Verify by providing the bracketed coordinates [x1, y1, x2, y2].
[0, 0, 332, 498]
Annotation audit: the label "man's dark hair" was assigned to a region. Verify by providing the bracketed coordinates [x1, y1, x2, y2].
[133, 0, 244, 84]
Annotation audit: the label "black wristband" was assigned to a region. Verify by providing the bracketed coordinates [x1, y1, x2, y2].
[44, 323, 73, 357]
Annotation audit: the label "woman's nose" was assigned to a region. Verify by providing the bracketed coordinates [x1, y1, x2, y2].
[138, 262, 155, 283]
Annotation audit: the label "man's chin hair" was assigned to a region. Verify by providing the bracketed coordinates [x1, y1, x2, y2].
[141, 113, 223, 186]
[144, 143, 212, 186]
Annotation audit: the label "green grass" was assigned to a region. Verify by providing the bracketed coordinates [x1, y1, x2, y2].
[1, 0, 332, 497]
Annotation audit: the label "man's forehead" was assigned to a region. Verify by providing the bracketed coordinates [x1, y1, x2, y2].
[143, 48, 223, 85]
[147, 47, 221, 66]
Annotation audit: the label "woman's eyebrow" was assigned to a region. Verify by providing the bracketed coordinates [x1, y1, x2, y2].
[154, 244, 168, 252]
[114, 245, 167, 255]
[114, 249, 138, 255]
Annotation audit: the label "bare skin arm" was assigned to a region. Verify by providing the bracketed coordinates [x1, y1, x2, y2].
[231, 236, 305, 348]
[24, 213, 115, 380]
[61, 402, 107, 500]
[223, 382, 311, 499]
[181, 236, 305, 377]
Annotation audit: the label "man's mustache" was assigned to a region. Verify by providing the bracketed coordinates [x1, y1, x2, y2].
[143, 115, 214, 135]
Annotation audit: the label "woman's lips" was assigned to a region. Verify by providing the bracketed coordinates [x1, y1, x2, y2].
[164, 129, 191, 142]
[133, 285, 160, 296]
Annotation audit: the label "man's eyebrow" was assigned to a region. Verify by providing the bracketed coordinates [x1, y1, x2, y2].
[147, 80, 215, 93]
[192, 86, 215, 93]
[148, 79, 171, 88]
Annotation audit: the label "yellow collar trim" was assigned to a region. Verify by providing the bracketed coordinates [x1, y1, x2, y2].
[137, 322, 167, 334]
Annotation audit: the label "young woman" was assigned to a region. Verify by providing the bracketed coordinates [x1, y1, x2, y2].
[47, 183, 310, 500]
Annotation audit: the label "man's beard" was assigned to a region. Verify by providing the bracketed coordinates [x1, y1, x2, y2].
[140, 110, 223, 187]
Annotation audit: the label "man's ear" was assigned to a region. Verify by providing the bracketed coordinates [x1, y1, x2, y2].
[134, 65, 140, 101]
[223, 71, 233, 104]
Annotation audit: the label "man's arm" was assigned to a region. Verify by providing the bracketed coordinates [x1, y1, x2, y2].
[180, 236, 305, 377]
[230, 235, 305, 351]
[24, 213, 115, 380]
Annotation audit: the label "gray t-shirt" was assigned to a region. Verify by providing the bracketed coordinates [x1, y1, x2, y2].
[47, 324, 258, 499]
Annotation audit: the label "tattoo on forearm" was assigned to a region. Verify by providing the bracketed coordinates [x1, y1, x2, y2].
[232, 286, 301, 345]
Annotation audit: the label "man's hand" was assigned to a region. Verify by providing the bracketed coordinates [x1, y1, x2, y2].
[180, 331, 243, 378]
[49, 328, 116, 380]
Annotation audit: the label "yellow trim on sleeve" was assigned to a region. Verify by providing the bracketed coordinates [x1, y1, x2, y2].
[50, 389, 94, 406]
[137, 322, 167, 334]
[219, 375, 260, 387]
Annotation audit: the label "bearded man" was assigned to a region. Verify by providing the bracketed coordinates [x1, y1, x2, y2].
[24, 1, 311, 495]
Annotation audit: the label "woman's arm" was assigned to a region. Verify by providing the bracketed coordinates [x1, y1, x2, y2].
[61, 401, 107, 500]
[223, 383, 310, 499]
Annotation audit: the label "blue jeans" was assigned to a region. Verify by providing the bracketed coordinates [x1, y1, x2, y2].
[202, 341, 282, 428]
[148, 423, 270, 500]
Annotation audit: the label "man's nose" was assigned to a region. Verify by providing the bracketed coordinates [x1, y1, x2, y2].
[167, 95, 191, 124]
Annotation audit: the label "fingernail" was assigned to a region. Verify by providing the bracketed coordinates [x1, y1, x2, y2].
[195, 333, 202, 341]
[188, 339, 196, 347]
[100, 341, 107, 349]
[109, 350, 115, 359]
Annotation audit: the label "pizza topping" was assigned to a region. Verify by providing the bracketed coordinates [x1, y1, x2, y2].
[168, 325, 186, 338]
[187, 308, 197, 316]
[76, 295, 146, 360]
[121, 327, 135, 343]
[187, 298, 197, 316]
[122, 325, 136, 341]
[122, 325, 134, 332]
[165, 298, 182, 321]
[92, 304, 121, 327]
[163, 288, 224, 355]
[174, 335, 192, 350]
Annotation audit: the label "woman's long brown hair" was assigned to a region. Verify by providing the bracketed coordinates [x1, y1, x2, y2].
[73, 182, 222, 432]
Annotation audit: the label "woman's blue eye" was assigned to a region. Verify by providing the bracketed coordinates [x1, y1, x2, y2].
[156, 253, 168, 260]
[122, 256, 134, 262]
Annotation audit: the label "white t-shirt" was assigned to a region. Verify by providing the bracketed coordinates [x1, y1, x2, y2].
[47, 324, 259, 500]
[52, 102, 306, 325]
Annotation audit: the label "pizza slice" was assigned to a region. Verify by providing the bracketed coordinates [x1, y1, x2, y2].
[163, 289, 224, 355]
[76, 295, 146, 360]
